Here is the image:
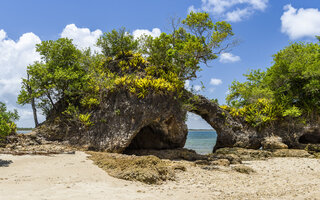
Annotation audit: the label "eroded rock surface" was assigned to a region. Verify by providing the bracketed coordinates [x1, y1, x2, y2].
[0, 133, 75, 155]
[36, 91, 188, 152]
[184, 91, 320, 152]
[29, 88, 320, 153]
[261, 136, 288, 150]
[183, 91, 261, 151]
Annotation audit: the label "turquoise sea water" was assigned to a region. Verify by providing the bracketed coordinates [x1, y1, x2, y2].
[184, 130, 217, 155]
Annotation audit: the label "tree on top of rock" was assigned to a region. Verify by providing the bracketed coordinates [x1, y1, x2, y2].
[17, 12, 235, 124]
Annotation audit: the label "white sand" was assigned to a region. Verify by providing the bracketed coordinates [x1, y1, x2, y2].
[1, 151, 320, 200]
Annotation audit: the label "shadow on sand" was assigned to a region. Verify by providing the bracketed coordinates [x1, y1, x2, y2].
[0, 159, 12, 167]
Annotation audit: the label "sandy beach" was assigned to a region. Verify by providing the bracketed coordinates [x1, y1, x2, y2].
[1, 151, 320, 200]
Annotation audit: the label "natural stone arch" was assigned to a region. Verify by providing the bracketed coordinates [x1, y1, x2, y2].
[35, 89, 264, 153]
[183, 91, 262, 152]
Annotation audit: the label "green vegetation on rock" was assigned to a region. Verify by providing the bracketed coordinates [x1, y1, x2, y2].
[17, 12, 234, 126]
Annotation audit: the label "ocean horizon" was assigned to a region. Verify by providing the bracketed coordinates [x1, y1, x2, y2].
[184, 130, 217, 154]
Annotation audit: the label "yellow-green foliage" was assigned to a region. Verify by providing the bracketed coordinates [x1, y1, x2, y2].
[78, 113, 94, 127]
[116, 52, 147, 72]
[80, 97, 100, 108]
[221, 98, 281, 128]
[114, 75, 182, 98]
[86, 52, 183, 99]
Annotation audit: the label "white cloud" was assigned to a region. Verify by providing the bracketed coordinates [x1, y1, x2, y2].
[61, 24, 102, 52]
[210, 78, 222, 85]
[184, 80, 202, 92]
[189, 0, 268, 22]
[194, 85, 202, 92]
[281, 4, 320, 40]
[188, 5, 199, 13]
[225, 8, 251, 22]
[132, 28, 161, 39]
[0, 24, 106, 127]
[0, 30, 42, 127]
[219, 52, 240, 63]
[0, 30, 41, 97]
[186, 112, 213, 129]
[0, 29, 6, 40]
[185, 80, 191, 90]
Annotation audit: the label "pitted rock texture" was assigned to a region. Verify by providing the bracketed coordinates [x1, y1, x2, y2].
[36, 91, 188, 152]
[183, 91, 261, 152]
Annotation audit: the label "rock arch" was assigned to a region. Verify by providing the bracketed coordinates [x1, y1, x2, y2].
[36, 90, 264, 153]
[183, 91, 262, 151]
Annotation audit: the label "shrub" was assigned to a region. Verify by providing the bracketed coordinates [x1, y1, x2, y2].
[0, 102, 19, 138]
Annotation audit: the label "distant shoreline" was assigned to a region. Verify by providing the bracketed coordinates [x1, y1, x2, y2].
[18, 128, 215, 132]
[16, 128, 215, 133]
[188, 129, 215, 132]
[17, 128, 34, 131]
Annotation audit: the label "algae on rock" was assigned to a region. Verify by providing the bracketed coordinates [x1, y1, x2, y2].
[87, 152, 177, 184]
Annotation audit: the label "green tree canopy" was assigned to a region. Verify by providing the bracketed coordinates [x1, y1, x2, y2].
[18, 12, 235, 122]
[265, 42, 320, 119]
[226, 38, 320, 126]
[18, 38, 89, 116]
[140, 12, 234, 81]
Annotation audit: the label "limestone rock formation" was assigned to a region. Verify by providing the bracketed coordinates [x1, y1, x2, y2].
[183, 91, 261, 151]
[259, 122, 320, 149]
[184, 91, 320, 151]
[261, 136, 288, 150]
[36, 91, 188, 152]
[33, 87, 319, 153]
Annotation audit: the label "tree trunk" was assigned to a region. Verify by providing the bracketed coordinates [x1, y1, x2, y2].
[31, 97, 39, 127]
[26, 73, 39, 127]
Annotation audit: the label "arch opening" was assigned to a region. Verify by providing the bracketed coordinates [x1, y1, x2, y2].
[184, 112, 217, 154]
[125, 124, 167, 150]
[123, 117, 187, 154]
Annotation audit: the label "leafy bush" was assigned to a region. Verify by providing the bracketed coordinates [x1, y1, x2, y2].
[225, 38, 320, 126]
[221, 98, 282, 129]
[0, 102, 19, 138]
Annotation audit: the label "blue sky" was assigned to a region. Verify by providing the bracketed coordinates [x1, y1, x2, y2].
[0, 0, 319, 128]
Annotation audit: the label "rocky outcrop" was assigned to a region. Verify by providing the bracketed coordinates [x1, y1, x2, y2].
[1, 132, 75, 155]
[261, 136, 288, 150]
[214, 147, 313, 160]
[87, 151, 177, 184]
[183, 91, 261, 151]
[36, 90, 188, 152]
[258, 122, 320, 149]
[125, 148, 207, 161]
[32, 87, 320, 153]
[183, 91, 320, 152]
